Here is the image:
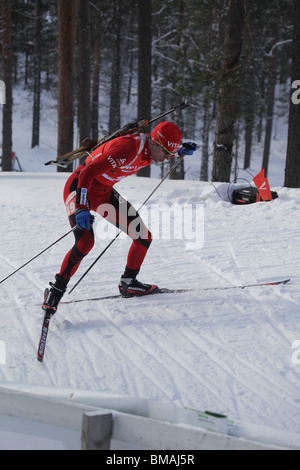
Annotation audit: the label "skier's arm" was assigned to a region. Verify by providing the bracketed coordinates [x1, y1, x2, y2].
[77, 138, 136, 193]
[75, 139, 137, 230]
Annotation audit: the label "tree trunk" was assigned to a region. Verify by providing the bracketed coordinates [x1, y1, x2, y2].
[169, 0, 185, 181]
[57, 0, 76, 173]
[244, 117, 253, 170]
[257, 75, 265, 143]
[31, 0, 42, 148]
[137, 0, 152, 178]
[262, 28, 278, 177]
[200, 93, 211, 181]
[78, 0, 91, 143]
[212, 0, 244, 182]
[169, 106, 185, 180]
[1, 0, 13, 172]
[285, 0, 300, 188]
[91, 4, 101, 142]
[126, 3, 138, 106]
[108, 0, 121, 134]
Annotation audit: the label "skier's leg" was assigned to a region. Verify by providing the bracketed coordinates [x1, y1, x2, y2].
[58, 213, 95, 281]
[97, 189, 158, 297]
[42, 182, 95, 314]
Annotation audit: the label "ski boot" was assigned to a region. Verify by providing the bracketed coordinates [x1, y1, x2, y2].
[42, 274, 68, 315]
[119, 275, 160, 298]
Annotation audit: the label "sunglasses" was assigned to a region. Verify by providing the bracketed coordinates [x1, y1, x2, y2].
[154, 134, 177, 157]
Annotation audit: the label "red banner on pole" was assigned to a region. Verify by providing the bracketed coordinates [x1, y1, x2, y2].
[253, 168, 272, 201]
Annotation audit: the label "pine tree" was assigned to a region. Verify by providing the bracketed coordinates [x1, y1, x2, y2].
[261, 24, 278, 177]
[91, 1, 102, 142]
[31, 0, 42, 148]
[57, 0, 76, 173]
[77, 0, 91, 143]
[285, 0, 300, 188]
[108, 0, 122, 133]
[1, 0, 13, 172]
[212, 0, 245, 183]
[137, 0, 152, 178]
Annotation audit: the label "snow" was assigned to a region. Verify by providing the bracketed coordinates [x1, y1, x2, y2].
[1, 170, 300, 447]
[1, 86, 300, 449]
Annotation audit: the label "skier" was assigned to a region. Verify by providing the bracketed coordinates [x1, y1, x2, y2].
[42, 121, 197, 314]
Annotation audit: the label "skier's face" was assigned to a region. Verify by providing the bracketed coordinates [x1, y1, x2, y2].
[150, 139, 173, 163]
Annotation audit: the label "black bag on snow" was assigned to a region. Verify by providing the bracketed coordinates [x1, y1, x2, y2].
[232, 186, 278, 205]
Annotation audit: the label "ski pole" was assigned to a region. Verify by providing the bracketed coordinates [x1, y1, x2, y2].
[68, 153, 187, 295]
[0, 226, 77, 285]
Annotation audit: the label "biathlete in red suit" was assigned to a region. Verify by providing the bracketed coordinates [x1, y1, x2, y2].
[42, 121, 196, 315]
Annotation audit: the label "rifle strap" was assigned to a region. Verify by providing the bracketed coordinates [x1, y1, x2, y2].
[119, 133, 147, 169]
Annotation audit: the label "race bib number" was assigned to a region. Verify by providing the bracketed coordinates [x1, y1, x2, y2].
[65, 191, 77, 216]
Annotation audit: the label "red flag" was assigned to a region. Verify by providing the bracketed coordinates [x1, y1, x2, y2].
[253, 168, 272, 201]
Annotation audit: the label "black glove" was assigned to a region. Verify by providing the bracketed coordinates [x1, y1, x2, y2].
[178, 142, 198, 156]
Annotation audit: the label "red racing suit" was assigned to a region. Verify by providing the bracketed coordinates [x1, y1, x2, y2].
[58, 133, 153, 282]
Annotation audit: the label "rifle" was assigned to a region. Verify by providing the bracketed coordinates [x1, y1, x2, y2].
[44, 100, 188, 168]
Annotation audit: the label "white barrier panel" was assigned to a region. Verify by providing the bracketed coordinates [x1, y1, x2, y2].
[0, 384, 230, 435]
[104, 412, 284, 451]
[0, 386, 94, 431]
[0, 414, 80, 450]
[0, 384, 300, 450]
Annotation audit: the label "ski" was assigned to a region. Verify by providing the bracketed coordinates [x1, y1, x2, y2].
[37, 312, 52, 362]
[36, 278, 290, 360]
[61, 279, 290, 305]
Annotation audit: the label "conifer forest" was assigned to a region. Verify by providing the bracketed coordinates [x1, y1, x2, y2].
[1, 0, 300, 186]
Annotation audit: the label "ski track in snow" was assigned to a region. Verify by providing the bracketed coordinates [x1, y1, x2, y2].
[1, 174, 300, 434]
